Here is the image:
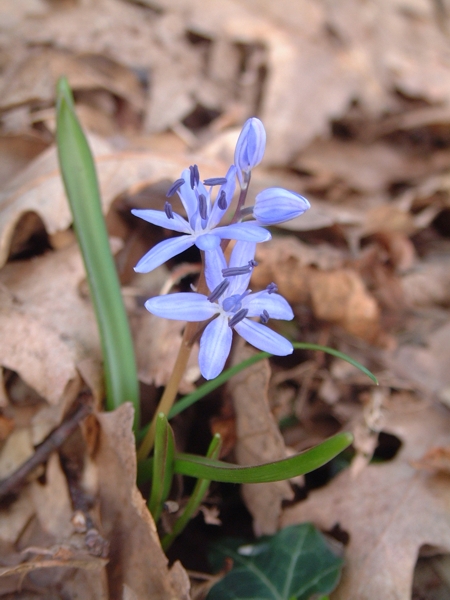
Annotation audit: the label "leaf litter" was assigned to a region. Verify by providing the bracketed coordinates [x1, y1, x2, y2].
[1, 0, 450, 598]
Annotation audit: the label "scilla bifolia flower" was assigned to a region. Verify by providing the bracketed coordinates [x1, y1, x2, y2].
[234, 117, 266, 189]
[132, 164, 270, 273]
[252, 187, 311, 225]
[145, 241, 294, 380]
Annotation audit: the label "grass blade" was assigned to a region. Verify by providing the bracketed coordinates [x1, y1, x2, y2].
[174, 432, 352, 483]
[56, 77, 140, 429]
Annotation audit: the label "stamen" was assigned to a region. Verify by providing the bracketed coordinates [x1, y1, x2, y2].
[207, 279, 230, 302]
[189, 164, 200, 189]
[203, 177, 228, 186]
[198, 194, 208, 219]
[222, 260, 258, 277]
[266, 282, 278, 294]
[164, 201, 174, 219]
[166, 178, 185, 197]
[222, 266, 250, 277]
[260, 309, 270, 324]
[228, 308, 248, 328]
[218, 190, 227, 210]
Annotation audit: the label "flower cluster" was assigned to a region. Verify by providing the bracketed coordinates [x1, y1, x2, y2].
[133, 118, 310, 379]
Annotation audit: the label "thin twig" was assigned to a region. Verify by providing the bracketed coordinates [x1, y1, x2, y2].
[0, 397, 92, 502]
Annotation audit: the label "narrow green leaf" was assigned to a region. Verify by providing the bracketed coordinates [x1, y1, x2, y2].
[174, 432, 352, 483]
[207, 523, 343, 600]
[161, 433, 222, 551]
[56, 77, 140, 429]
[148, 413, 175, 521]
[169, 342, 377, 419]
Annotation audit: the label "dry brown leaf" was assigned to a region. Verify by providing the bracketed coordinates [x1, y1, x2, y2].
[135, 312, 200, 393]
[309, 269, 381, 343]
[0, 244, 102, 439]
[389, 320, 450, 400]
[228, 343, 293, 535]
[96, 404, 190, 600]
[0, 136, 230, 268]
[411, 447, 450, 475]
[281, 403, 450, 600]
[0, 46, 144, 113]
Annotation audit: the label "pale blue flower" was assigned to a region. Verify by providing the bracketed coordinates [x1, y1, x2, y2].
[252, 187, 311, 225]
[234, 118, 266, 188]
[132, 165, 271, 273]
[145, 241, 293, 379]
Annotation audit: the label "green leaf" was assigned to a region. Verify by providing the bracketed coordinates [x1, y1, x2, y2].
[161, 433, 222, 551]
[169, 342, 377, 419]
[206, 523, 343, 600]
[174, 432, 352, 483]
[148, 413, 175, 521]
[56, 77, 140, 429]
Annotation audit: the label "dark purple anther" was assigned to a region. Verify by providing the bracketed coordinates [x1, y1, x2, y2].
[266, 282, 278, 294]
[203, 177, 228, 186]
[198, 194, 208, 219]
[164, 201, 174, 219]
[218, 190, 227, 210]
[166, 178, 185, 197]
[222, 260, 257, 277]
[260, 309, 270, 324]
[207, 279, 230, 302]
[228, 308, 248, 328]
[222, 265, 250, 277]
[189, 164, 200, 189]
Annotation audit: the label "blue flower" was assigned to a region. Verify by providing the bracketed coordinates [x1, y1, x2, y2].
[132, 165, 271, 273]
[234, 118, 266, 188]
[252, 187, 311, 225]
[145, 241, 294, 379]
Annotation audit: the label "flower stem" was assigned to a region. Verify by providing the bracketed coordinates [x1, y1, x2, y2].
[137, 271, 207, 460]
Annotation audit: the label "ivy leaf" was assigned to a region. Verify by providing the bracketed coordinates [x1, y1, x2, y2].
[207, 523, 343, 600]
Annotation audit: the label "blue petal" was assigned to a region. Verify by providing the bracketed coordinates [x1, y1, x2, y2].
[227, 241, 257, 295]
[242, 292, 294, 320]
[214, 223, 271, 243]
[195, 233, 221, 251]
[177, 169, 198, 219]
[199, 316, 233, 379]
[145, 293, 218, 321]
[253, 188, 311, 225]
[234, 319, 293, 355]
[208, 165, 237, 228]
[131, 208, 191, 234]
[134, 235, 194, 273]
[204, 246, 227, 292]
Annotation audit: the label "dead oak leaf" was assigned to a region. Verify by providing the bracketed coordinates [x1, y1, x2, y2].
[281, 403, 450, 600]
[228, 343, 293, 536]
[95, 404, 190, 600]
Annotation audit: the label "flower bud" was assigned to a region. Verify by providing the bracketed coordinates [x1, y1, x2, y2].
[253, 188, 310, 225]
[234, 118, 266, 188]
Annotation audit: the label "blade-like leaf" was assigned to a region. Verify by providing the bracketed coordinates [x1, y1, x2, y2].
[207, 523, 343, 600]
[56, 77, 140, 429]
[148, 413, 175, 521]
[174, 433, 352, 483]
[161, 433, 222, 551]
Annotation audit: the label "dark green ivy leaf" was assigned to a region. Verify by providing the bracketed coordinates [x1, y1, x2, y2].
[207, 523, 343, 600]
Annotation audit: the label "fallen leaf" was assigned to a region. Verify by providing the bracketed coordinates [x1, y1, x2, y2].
[228, 343, 293, 536]
[95, 404, 190, 599]
[281, 403, 450, 600]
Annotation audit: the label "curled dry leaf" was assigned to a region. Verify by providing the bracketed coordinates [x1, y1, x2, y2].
[227, 343, 293, 535]
[96, 404, 190, 600]
[253, 237, 382, 343]
[281, 402, 450, 600]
